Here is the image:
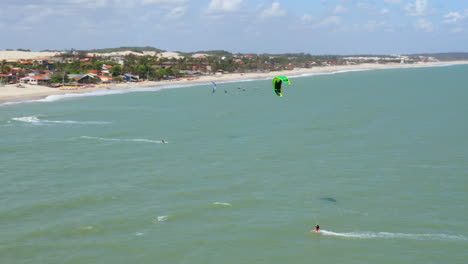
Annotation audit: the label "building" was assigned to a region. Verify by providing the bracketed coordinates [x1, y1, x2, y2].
[123, 73, 139, 82]
[68, 73, 100, 84]
[19, 74, 52, 85]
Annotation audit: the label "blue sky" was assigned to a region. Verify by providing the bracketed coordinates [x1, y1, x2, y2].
[1, 0, 467, 54]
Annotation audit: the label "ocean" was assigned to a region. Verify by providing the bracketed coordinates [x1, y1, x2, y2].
[1, 65, 467, 264]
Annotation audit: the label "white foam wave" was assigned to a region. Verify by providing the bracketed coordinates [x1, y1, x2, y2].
[319, 230, 467, 241]
[12, 116, 41, 123]
[11, 116, 109, 125]
[2, 83, 195, 105]
[81, 136, 165, 144]
[213, 202, 232, 206]
[156, 215, 168, 222]
[289, 68, 372, 79]
[36, 88, 163, 103]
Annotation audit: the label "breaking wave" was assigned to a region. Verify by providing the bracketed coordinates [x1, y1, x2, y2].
[156, 215, 168, 222]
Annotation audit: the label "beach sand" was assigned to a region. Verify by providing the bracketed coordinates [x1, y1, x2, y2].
[2, 61, 467, 104]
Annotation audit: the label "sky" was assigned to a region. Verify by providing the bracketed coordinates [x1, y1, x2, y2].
[1, 0, 467, 54]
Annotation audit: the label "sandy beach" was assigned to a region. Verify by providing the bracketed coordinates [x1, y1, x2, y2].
[2, 60, 468, 104]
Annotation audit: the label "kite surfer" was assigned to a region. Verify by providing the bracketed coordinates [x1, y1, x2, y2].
[211, 81, 217, 93]
[272, 76, 291, 97]
[312, 224, 320, 232]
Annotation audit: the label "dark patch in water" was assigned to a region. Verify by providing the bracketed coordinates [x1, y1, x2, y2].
[320, 197, 337, 202]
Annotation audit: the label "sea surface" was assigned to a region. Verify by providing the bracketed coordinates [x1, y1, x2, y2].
[1, 65, 467, 264]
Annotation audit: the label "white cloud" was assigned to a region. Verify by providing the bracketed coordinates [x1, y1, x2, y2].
[301, 14, 313, 24]
[332, 5, 346, 14]
[317, 16, 341, 27]
[260, 2, 286, 19]
[141, 0, 187, 4]
[443, 10, 468, 24]
[14, 5, 66, 28]
[68, 0, 109, 8]
[404, 0, 431, 16]
[166, 5, 187, 19]
[303, 14, 342, 29]
[356, 2, 381, 14]
[384, 0, 404, 4]
[381, 8, 390, 15]
[415, 18, 433, 32]
[356, 2, 371, 10]
[362, 20, 386, 32]
[207, 0, 244, 13]
[443, 12, 463, 23]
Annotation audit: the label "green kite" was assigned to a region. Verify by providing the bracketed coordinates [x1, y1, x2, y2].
[272, 76, 291, 97]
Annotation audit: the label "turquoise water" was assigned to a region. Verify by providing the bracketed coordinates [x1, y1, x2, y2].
[1, 65, 467, 263]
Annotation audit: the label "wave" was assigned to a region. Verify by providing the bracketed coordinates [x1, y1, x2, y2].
[80, 136, 166, 144]
[80, 226, 96, 231]
[1, 83, 197, 105]
[319, 230, 467, 241]
[34, 87, 168, 103]
[156, 215, 168, 222]
[213, 202, 232, 206]
[11, 116, 110, 125]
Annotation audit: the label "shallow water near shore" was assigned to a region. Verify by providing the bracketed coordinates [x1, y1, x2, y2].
[1, 65, 467, 263]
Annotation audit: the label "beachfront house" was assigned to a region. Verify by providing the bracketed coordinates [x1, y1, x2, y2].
[98, 75, 113, 83]
[20, 76, 37, 85]
[68, 73, 100, 84]
[123, 73, 139, 82]
[19, 74, 52, 85]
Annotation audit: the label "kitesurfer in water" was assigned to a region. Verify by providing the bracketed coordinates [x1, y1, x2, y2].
[312, 224, 320, 232]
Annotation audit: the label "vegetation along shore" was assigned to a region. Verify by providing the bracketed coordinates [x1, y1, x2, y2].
[1, 47, 468, 104]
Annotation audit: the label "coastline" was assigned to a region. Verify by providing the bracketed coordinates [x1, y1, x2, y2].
[2, 60, 468, 105]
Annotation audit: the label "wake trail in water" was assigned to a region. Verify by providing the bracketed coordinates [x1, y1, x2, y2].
[319, 230, 467, 242]
[80, 136, 166, 144]
[11, 116, 110, 125]
[213, 202, 232, 206]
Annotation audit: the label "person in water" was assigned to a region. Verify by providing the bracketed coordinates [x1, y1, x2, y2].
[313, 224, 320, 232]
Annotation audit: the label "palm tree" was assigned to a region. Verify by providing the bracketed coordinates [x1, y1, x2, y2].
[0, 60, 11, 73]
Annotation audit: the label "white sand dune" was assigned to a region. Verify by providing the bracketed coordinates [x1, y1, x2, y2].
[0, 50, 63, 60]
[0, 50, 185, 60]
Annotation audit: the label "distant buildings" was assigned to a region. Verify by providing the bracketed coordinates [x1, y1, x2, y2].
[0, 49, 443, 86]
[342, 55, 417, 64]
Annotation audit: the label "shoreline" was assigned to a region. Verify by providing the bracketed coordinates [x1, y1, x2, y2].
[2, 60, 468, 105]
